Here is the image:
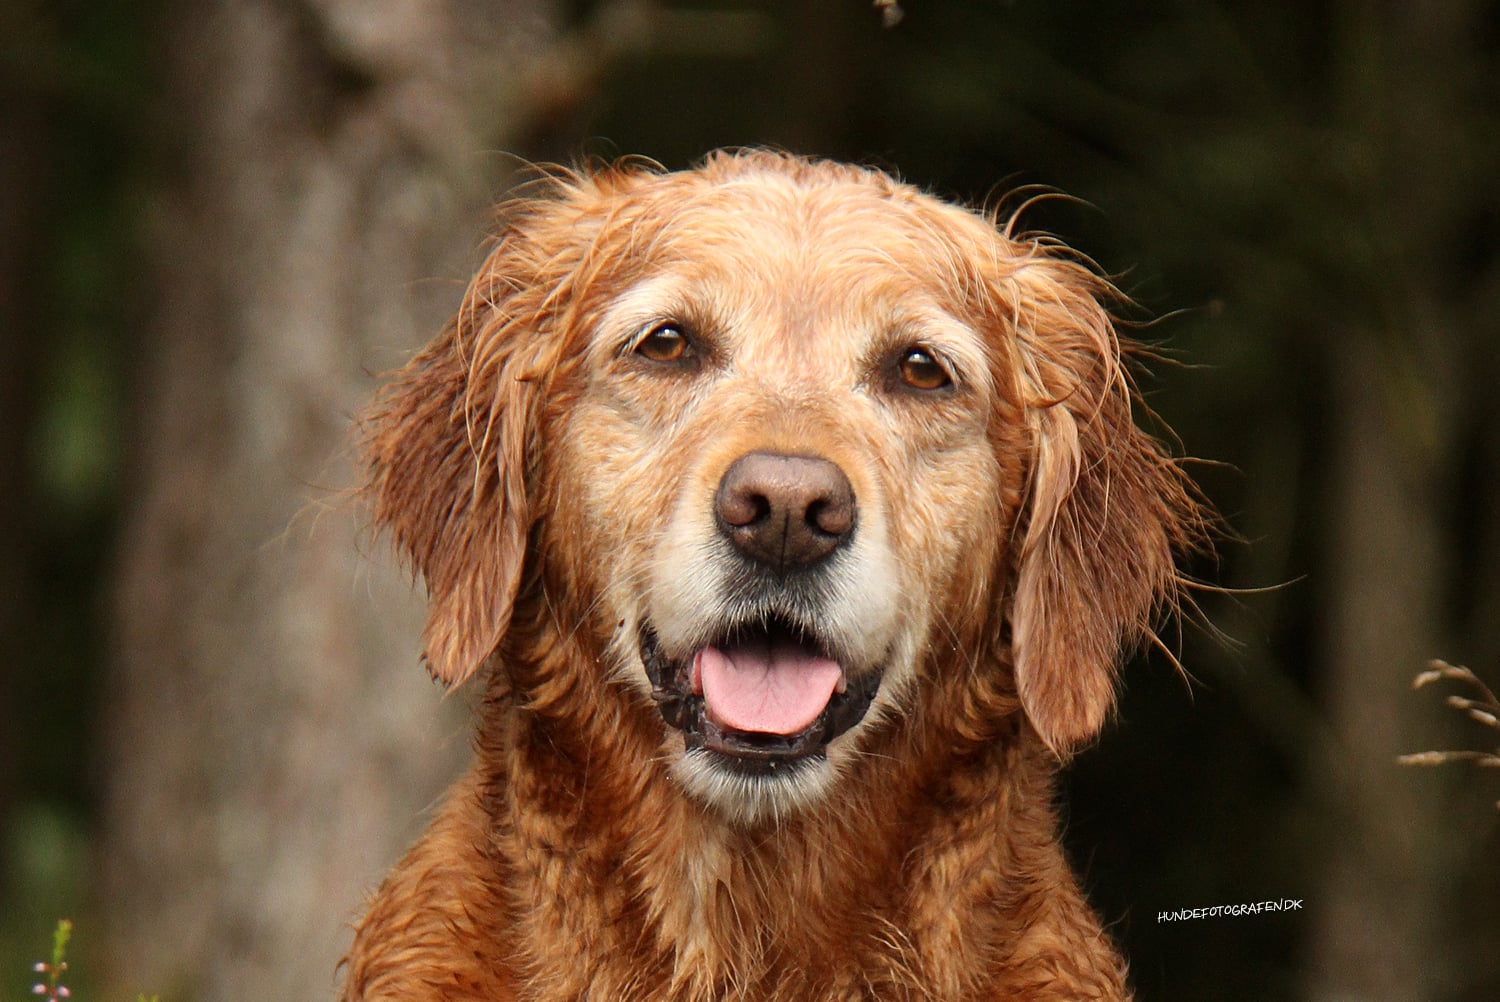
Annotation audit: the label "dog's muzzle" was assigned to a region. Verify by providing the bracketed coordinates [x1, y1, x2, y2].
[640, 449, 883, 774]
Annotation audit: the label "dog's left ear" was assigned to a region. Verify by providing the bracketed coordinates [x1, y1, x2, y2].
[362, 225, 563, 688]
[1006, 255, 1202, 756]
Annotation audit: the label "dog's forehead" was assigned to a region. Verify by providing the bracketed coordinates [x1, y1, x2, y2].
[632, 173, 991, 281]
[588, 173, 1001, 366]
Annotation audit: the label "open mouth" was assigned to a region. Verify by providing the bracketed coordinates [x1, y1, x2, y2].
[639, 616, 882, 776]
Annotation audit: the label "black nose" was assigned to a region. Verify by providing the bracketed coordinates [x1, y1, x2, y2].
[713, 452, 856, 572]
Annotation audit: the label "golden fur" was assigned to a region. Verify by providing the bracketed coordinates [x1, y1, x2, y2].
[342, 151, 1205, 1001]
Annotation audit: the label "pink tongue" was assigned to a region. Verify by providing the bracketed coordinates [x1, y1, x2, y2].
[694, 643, 843, 736]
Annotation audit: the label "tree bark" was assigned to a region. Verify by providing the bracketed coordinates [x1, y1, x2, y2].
[97, 2, 555, 997]
[0, 55, 51, 830]
[1309, 336, 1451, 1001]
[1306, 2, 1481, 998]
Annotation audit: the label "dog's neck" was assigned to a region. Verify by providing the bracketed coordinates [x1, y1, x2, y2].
[468, 620, 1123, 1001]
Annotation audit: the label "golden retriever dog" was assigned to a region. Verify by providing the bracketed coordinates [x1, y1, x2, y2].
[342, 150, 1205, 1001]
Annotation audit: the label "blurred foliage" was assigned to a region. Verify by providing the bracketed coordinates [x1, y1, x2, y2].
[2, 0, 155, 985]
[3, 1, 1498, 999]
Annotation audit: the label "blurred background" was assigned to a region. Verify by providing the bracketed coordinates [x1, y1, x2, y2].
[3, 1, 1498, 999]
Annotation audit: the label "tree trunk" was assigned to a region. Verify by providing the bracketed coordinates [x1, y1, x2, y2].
[1306, 2, 1480, 998]
[1309, 336, 1451, 1000]
[97, 2, 555, 997]
[0, 56, 51, 830]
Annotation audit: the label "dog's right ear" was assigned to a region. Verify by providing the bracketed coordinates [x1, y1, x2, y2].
[362, 231, 554, 688]
[1004, 253, 1205, 756]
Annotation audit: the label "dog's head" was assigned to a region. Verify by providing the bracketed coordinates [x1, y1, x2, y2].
[365, 151, 1203, 822]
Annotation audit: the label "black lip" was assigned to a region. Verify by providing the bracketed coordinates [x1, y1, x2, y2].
[639, 622, 881, 772]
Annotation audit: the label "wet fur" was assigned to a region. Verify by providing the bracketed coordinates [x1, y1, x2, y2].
[342, 151, 1206, 1001]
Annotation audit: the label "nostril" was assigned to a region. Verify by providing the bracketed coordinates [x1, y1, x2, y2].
[806, 495, 853, 538]
[718, 488, 770, 529]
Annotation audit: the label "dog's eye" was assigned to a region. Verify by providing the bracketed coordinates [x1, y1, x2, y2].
[897, 348, 952, 391]
[636, 324, 692, 364]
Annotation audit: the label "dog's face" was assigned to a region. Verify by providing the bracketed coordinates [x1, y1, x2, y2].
[555, 177, 1011, 819]
[365, 153, 1197, 825]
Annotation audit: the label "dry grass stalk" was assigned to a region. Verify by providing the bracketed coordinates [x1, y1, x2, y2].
[1398, 659, 1500, 808]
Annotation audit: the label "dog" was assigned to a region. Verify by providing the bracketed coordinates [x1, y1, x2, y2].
[341, 150, 1205, 1001]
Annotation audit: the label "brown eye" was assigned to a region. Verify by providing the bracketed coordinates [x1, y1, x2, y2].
[636, 324, 691, 363]
[897, 347, 951, 390]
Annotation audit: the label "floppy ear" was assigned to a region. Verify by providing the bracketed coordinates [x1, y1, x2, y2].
[1007, 256, 1201, 755]
[362, 233, 556, 688]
